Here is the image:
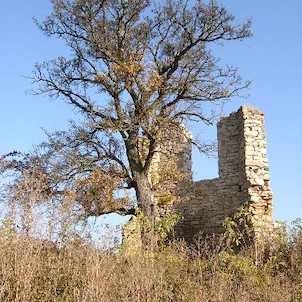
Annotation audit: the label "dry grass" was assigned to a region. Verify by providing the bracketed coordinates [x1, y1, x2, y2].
[0, 228, 301, 302]
[0, 197, 301, 302]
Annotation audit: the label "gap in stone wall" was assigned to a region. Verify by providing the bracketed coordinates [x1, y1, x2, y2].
[190, 124, 219, 181]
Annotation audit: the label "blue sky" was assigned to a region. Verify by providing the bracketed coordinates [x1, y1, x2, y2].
[0, 1, 301, 223]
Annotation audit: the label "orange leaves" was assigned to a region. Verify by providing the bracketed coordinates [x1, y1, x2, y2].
[94, 72, 109, 83]
[112, 55, 144, 77]
[13, 167, 51, 203]
[73, 165, 132, 215]
[75, 167, 115, 205]
[94, 52, 164, 100]
[147, 71, 163, 91]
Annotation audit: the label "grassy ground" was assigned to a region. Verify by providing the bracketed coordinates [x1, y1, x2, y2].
[0, 226, 301, 302]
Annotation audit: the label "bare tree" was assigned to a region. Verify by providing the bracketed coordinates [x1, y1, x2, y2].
[3, 0, 252, 223]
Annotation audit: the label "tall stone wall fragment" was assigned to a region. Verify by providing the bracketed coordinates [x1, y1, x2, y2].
[154, 105, 275, 243]
[123, 106, 276, 246]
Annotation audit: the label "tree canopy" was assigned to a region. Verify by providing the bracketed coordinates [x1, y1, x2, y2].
[1, 0, 252, 223]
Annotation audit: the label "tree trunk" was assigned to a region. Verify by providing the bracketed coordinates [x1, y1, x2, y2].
[134, 171, 159, 221]
[125, 131, 159, 221]
[134, 171, 160, 249]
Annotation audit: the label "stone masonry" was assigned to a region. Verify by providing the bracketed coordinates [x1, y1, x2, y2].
[154, 105, 275, 243]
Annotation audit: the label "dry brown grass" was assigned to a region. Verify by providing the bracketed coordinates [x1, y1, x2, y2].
[0, 228, 301, 302]
[0, 194, 301, 302]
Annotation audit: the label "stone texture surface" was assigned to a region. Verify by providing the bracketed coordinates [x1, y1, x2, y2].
[155, 105, 276, 243]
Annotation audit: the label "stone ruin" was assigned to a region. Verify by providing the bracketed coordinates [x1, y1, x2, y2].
[125, 105, 277, 245]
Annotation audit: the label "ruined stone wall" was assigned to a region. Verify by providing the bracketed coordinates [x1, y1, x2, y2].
[156, 106, 275, 242]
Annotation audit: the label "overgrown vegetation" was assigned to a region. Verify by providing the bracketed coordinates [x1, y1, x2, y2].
[0, 203, 301, 302]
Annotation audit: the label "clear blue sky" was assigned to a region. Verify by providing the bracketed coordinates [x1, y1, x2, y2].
[0, 1, 301, 223]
